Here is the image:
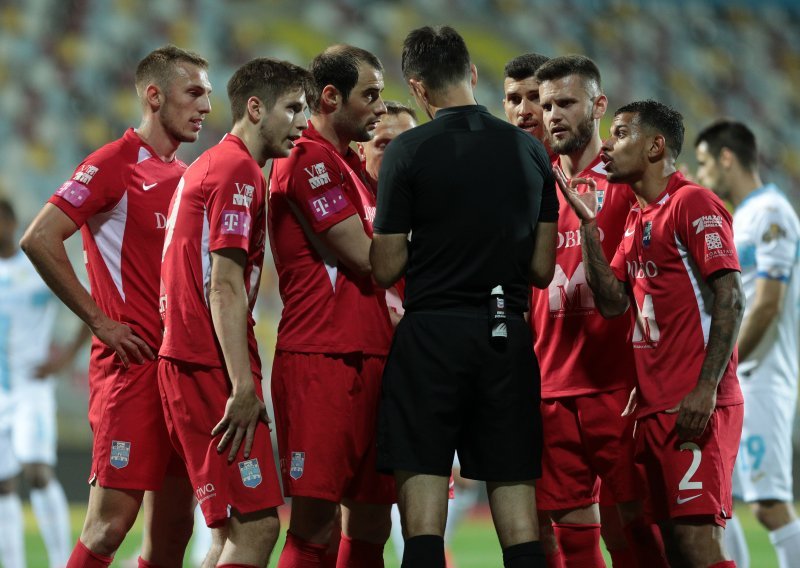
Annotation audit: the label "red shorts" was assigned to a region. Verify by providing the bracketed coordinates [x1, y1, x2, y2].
[635, 404, 743, 527]
[271, 351, 395, 504]
[157, 358, 283, 527]
[537, 388, 641, 510]
[88, 347, 183, 490]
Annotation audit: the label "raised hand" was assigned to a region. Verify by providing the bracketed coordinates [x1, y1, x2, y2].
[554, 165, 598, 224]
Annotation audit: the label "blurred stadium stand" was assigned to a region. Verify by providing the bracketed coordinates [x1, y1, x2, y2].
[1, 0, 799, 500]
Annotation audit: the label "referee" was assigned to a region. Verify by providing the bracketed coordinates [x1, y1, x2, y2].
[371, 25, 558, 568]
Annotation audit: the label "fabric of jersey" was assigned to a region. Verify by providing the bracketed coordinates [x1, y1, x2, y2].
[373, 105, 558, 313]
[268, 121, 392, 356]
[49, 128, 186, 354]
[532, 156, 636, 397]
[159, 134, 266, 369]
[609, 172, 743, 417]
[733, 184, 800, 394]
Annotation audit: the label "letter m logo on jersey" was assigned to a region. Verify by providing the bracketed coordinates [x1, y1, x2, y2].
[110, 441, 131, 469]
[548, 263, 595, 314]
[238, 458, 263, 488]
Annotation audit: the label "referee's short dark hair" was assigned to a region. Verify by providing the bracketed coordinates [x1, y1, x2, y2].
[307, 44, 383, 113]
[534, 54, 602, 95]
[401, 26, 471, 94]
[504, 53, 550, 80]
[695, 119, 758, 171]
[616, 99, 685, 159]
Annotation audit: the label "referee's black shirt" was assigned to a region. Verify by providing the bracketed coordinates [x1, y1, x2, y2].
[374, 104, 558, 313]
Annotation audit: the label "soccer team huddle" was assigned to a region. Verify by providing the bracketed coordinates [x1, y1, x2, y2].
[10, 23, 800, 568]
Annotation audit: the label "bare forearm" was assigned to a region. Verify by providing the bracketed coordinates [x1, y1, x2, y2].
[370, 235, 408, 288]
[209, 285, 253, 393]
[736, 303, 779, 361]
[22, 235, 106, 329]
[580, 221, 629, 317]
[698, 271, 745, 389]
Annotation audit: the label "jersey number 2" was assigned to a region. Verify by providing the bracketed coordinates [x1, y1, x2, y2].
[679, 442, 703, 490]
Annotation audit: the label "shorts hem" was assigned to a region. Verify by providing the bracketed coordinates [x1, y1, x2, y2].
[460, 469, 541, 483]
[377, 461, 451, 478]
[92, 474, 162, 492]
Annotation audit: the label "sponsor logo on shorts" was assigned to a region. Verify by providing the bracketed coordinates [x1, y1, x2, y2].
[55, 181, 91, 208]
[290, 451, 305, 480]
[110, 440, 131, 469]
[676, 493, 702, 505]
[195, 482, 216, 504]
[239, 458, 262, 488]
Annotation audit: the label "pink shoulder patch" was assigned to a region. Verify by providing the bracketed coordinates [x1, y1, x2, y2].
[221, 210, 252, 236]
[55, 181, 91, 208]
[307, 185, 349, 221]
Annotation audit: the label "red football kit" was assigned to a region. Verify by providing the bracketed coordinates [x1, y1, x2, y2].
[532, 156, 641, 510]
[49, 128, 185, 490]
[268, 122, 395, 503]
[609, 171, 743, 524]
[158, 134, 282, 526]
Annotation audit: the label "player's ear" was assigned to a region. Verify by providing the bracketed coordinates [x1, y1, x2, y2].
[356, 143, 366, 162]
[648, 134, 666, 160]
[719, 147, 736, 170]
[320, 85, 340, 112]
[592, 93, 608, 120]
[246, 96, 262, 123]
[145, 84, 162, 111]
[469, 63, 478, 88]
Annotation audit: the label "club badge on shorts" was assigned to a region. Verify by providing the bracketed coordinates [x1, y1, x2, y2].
[110, 441, 131, 469]
[290, 451, 305, 480]
[239, 458, 263, 488]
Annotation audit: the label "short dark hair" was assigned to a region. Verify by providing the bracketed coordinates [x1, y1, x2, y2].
[135, 45, 208, 95]
[615, 99, 685, 159]
[504, 53, 550, 80]
[0, 198, 16, 222]
[534, 54, 602, 95]
[401, 26, 471, 93]
[695, 119, 758, 170]
[384, 100, 417, 122]
[307, 45, 383, 113]
[227, 58, 311, 124]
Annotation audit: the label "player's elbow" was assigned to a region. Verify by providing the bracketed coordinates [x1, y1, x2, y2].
[530, 265, 555, 289]
[19, 223, 47, 262]
[597, 298, 629, 319]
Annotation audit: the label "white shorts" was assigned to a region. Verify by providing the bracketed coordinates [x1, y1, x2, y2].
[0, 380, 57, 476]
[733, 388, 796, 502]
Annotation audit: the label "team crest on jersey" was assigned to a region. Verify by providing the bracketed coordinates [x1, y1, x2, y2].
[290, 451, 305, 480]
[110, 441, 131, 469]
[642, 221, 652, 248]
[595, 189, 605, 212]
[238, 458, 262, 488]
[305, 162, 331, 189]
[762, 223, 786, 243]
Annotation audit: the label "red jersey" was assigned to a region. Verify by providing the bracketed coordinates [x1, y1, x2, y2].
[49, 128, 185, 352]
[268, 122, 392, 356]
[609, 172, 743, 417]
[159, 134, 267, 369]
[532, 156, 637, 397]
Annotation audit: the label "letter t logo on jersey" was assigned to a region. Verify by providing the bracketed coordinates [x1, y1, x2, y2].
[221, 210, 252, 236]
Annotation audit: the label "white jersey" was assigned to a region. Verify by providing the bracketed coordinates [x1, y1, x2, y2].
[734, 184, 800, 395]
[0, 251, 58, 392]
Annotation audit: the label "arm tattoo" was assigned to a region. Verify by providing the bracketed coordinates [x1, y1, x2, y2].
[580, 222, 629, 318]
[698, 270, 745, 388]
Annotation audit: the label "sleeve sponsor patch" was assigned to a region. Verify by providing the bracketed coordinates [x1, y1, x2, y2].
[55, 180, 91, 207]
[72, 164, 99, 184]
[304, 162, 331, 189]
[762, 223, 787, 243]
[220, 210, 252, 236]
[705, 232, 723, 250]
[691, 214, 724, 234]
[308, 185, 349, 221]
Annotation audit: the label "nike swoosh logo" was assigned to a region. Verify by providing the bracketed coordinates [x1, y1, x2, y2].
[142, 182, 158, 191]
[624, 228, 636, 237]
[676, 494, 703, 505]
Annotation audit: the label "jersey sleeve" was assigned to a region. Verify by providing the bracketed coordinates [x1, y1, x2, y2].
[751, 205, 800, 282]
[674, 187, 740, 280]
[206, 155, 262, 253]
[48, 151, 126, 227]
[534, 143, 559, 223]
[287, 144, 358, 233]
[374, 136, 413, 234]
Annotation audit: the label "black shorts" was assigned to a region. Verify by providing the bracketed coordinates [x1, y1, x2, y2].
[377, 309, 542, 482]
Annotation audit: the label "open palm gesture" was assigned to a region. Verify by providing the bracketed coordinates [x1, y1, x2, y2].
[554, 165, 598, 223]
